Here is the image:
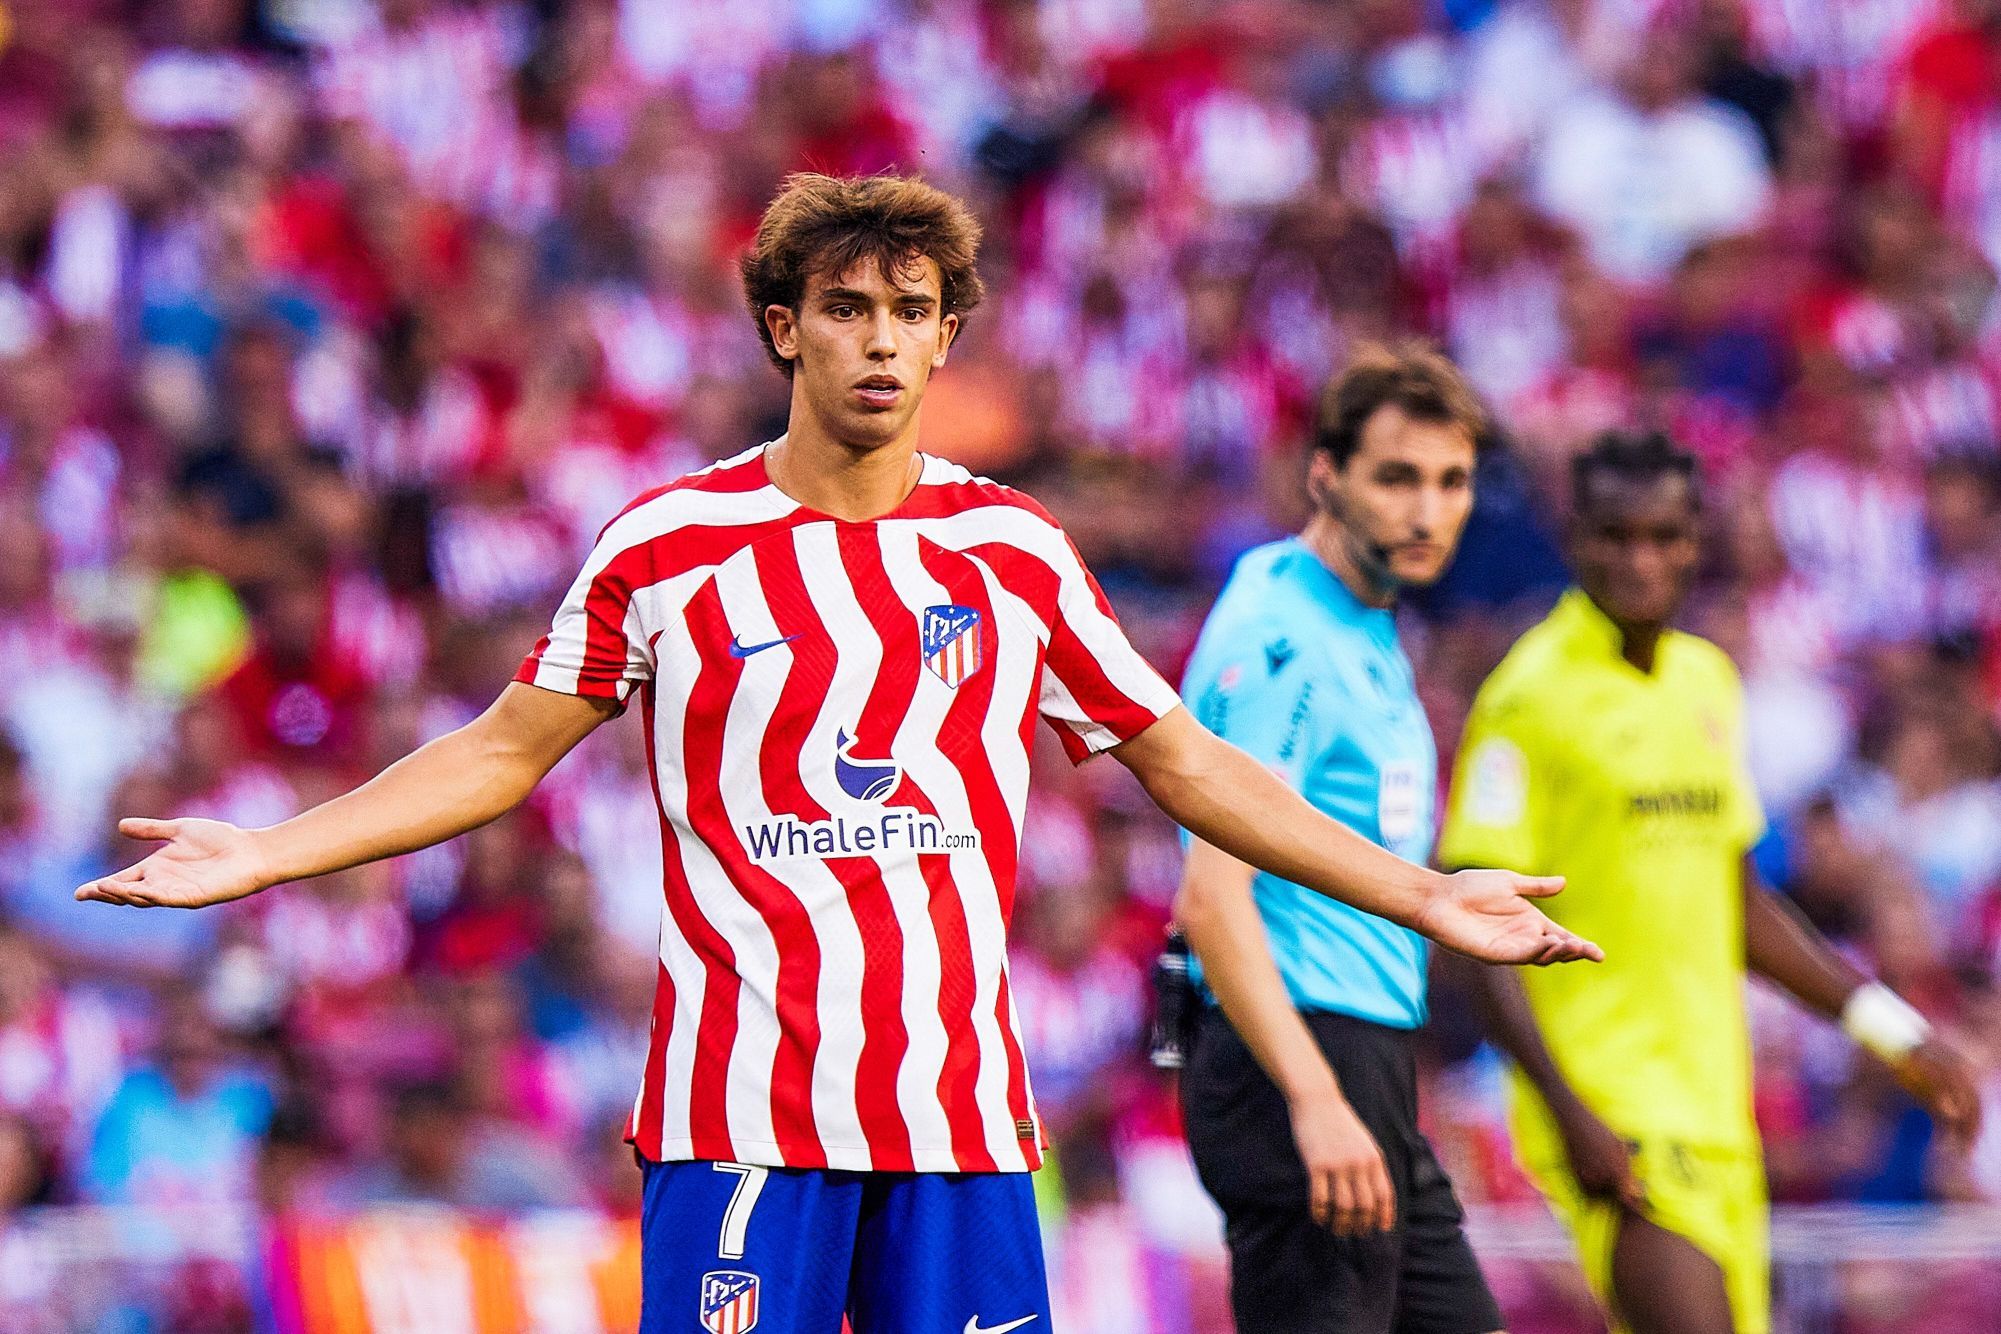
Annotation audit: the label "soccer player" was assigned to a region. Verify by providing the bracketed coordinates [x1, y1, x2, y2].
[77, 174, 1599, 1334]
[1175, 344, 1509, 1334]
[1437, 432, 1983, 1334]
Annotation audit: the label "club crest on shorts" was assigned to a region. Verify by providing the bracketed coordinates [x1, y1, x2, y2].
[700, 1270, 760, 1334]
[921, 604, 984, 688]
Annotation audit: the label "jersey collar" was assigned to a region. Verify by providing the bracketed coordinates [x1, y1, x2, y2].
[1282, 536, 1397, 641]
[1550, 588, 1672, 678]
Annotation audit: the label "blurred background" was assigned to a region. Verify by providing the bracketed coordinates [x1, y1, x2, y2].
[0, 0, 1999, 1328]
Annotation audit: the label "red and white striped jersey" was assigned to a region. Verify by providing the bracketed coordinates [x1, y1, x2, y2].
[516, 444, 1180, 1173]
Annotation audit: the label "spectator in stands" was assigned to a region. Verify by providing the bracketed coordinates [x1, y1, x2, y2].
[82, 990, 272, 1207]
[335, 1079, 584, 1212]
[0, 1112, 55, 1215]
[1534, 20, 1772, 283]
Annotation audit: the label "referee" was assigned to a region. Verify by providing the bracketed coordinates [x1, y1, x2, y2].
[1175, 344, 1506, 1334]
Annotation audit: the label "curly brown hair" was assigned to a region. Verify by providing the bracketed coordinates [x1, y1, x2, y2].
[739, 173, 986, 376]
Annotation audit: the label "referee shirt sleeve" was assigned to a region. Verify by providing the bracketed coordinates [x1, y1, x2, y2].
[1438, 686, 1545, 874]
[516, 528, 656, 712]
[1036, 534, 1181, 763]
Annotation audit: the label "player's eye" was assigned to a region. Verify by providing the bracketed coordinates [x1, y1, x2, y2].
[829, 305, 857, 319]
[899, 306, 928, 322]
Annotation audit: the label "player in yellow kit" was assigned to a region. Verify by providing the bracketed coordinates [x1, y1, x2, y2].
[1438, 433, 1982, 1334]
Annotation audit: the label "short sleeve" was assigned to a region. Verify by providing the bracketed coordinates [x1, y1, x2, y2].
[1183, 637, 1340, 795]
[515, 532, 655, 710]
[1713, 658, 1767, 851]
[1037, 537, 1180, 763]
[1438, 688, 1544, 874]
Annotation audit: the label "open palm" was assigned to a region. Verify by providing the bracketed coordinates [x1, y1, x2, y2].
[1418, 869, 1603, 965]
[74, 817, 271, 910]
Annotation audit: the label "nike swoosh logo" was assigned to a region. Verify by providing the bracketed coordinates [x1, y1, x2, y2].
[728, 633, 802, 659]
[964, 1318, 1038, 1334]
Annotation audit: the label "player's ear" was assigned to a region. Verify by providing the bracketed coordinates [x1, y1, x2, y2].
[932, 312, 960, 370]
[1306, 448, 1338, 507]
[765, 304, 801, 365]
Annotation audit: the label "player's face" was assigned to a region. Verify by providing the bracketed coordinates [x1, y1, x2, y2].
[764, 255, 959, 452]
[1314, 406, 1476, 588]
[1572, 475, 1701, 628]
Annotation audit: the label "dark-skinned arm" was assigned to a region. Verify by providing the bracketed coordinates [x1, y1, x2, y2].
[1741, 856, 1982, 1145]
[1446, 932, 1645, 1210]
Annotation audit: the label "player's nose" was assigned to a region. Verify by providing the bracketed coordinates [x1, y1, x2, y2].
[864, 309, 897, 359]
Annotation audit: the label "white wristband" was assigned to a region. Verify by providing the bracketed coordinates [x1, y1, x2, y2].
[1840, 982, 1931, 1063]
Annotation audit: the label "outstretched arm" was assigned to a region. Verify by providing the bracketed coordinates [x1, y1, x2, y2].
[77, 683, 614, 908]
[1742, 858, 1981, 1144]
[1116, 707, 1601, 965]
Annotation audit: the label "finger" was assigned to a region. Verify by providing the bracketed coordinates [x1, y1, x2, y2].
[1368, 1160, 1397, 1233]
[1329, 1172, 1358, 1236]
[1308, 1167, 1332, 1229]
[1512, 875, 1567, 899]
[1532, 936, 1572, 966]
[1618, 1170, 1648, 1213]
[118, 817, 180, 842]
[78, 881, 153, 907]
[1553, 932, 1605, 964]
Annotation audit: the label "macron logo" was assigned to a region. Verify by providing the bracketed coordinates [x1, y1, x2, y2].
[729, 633, 801, 659]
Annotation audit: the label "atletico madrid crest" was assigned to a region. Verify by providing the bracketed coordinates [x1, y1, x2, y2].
[700, 1270, 760, 1334]
[921, 604, 984, 688]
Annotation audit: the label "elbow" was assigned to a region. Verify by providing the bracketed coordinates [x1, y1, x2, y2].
[1172, 872, 1228, 939]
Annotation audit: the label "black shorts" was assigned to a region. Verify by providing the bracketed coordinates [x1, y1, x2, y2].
[1180, 1007, 1502, 1334]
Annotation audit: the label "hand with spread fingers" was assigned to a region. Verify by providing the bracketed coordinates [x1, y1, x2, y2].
[1417, 870, 1604, 967]
[74, 817, 272, 910]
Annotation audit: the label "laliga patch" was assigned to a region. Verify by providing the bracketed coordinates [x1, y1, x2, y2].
[701, 1270, 760, 1334]
[1466, 738, 1528, 826]
[921, 604, 985, 688]
[1378, 760, 1422, 845]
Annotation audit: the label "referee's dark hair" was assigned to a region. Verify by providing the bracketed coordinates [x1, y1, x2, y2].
[1571, 430, 1702, 513]
[1314, 341, 1486, 467]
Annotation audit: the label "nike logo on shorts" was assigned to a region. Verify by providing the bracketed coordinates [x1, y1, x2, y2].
[729, 633, 802, 659]
[963, 1318, 1038, 1334]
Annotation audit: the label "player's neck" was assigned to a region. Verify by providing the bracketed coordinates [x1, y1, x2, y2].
[767, 407, 924, 522]
[1301, 514, 1398, 610]
[1604, 610, 1664, 674]
[1620, 627, 1662, 674]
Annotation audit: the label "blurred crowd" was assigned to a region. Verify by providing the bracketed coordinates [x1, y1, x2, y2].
[2, 0, 2001, 1317]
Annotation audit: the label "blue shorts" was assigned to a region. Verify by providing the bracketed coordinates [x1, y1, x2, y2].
[639, 1157, 1052, 1334]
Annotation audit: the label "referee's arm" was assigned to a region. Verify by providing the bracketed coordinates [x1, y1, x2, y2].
[1177, 840, 1396, 1234]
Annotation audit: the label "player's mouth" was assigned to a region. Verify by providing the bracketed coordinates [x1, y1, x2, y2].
[852, 375, 905, 410]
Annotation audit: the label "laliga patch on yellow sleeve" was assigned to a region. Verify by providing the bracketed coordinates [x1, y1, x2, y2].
[1466, 737, 1528, 826]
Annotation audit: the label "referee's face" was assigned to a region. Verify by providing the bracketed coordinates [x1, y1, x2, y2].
[1314, 405, 1476, 590]
[767, 255, 960, 453]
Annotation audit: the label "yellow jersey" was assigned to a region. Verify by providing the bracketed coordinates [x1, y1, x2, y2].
[1437, 590, 1766, 1153]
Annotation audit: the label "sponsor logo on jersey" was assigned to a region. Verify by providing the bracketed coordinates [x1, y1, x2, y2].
[700, 1270, 760, 1334]
[833, 729, 899, 801]
[922, 604, 984, 687]
[1626, 786, 1724, 819]
[739, 730, 982, 864]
